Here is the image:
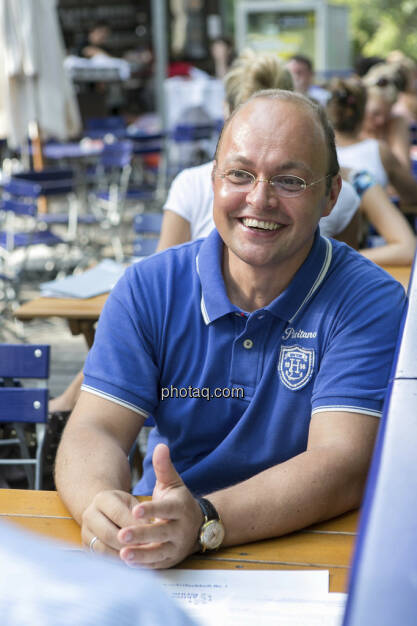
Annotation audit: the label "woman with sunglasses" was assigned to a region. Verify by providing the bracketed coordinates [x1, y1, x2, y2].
[361, 63, 411, 169]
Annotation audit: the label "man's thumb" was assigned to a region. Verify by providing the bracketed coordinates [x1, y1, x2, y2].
[152, 443, 183, 489]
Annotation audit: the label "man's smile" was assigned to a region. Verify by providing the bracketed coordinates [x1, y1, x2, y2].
[241, 217, 283, 231]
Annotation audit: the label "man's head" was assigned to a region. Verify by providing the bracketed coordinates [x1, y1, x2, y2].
[326, 77, 367, 134]
[212, 90, 340, 275]
[286, 55, 314, 94]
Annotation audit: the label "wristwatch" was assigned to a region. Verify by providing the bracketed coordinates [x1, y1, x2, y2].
[197, 497, 225, 552]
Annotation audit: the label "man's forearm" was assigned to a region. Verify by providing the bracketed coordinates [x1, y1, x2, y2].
[208, 446, 368, 547]
[55, 424, 132, 525]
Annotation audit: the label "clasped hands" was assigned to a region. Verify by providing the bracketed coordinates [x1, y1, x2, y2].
[81, 443, 204, 569]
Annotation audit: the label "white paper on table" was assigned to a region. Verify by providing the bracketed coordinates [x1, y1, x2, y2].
[40, 260, 126, 299]
[185, 592, 347, 626]
[156, 569, 334, 624]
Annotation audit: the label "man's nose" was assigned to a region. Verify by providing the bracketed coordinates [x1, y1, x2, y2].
[246, 179, 278, 206]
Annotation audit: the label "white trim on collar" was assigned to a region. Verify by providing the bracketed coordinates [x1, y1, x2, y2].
[196, 254, 211, 324]
[289, 237, 332, 324]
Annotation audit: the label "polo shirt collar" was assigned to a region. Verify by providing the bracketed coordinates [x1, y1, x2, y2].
[265, 230, 332, 323]
[197, 229, 236, 323]
[197, 228, 332, 325]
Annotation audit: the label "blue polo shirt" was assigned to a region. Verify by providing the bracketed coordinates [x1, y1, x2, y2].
[82, 229, 406, 496]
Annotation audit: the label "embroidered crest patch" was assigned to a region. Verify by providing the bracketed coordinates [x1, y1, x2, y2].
[278, 345, 315, 390]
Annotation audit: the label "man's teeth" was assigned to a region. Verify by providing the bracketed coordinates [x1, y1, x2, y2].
[242, 218, 281, 231]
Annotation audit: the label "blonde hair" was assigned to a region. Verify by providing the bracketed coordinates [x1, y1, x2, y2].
[224, 49, 293, 113]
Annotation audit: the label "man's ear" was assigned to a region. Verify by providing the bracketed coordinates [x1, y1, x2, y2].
[323, 173, 342, 217]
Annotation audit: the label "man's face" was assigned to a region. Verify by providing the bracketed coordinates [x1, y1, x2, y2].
[286, 60, 312, 93]
[212, 98, 340, 274]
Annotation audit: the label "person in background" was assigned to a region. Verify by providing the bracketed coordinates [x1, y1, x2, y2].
[77, 21, 113, 59]
[361, 63, 411, 169]
[344, 168, 416, 266]
[209, 36, 235, 79]
[55, 90, 405, 569]
[387, 52, 417, 126]
[329, 77, 417, 207]
[326, 78, 416, 265]
[286, 54, 330, 106]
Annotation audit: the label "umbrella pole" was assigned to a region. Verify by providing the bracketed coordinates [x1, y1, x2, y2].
[28, 121, 47, 214]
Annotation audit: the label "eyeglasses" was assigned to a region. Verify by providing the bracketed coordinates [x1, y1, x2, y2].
[214, 168, 332, 198]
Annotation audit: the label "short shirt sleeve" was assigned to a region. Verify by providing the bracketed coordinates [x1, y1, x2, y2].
[82, 265, 160, 417]
[311, 271, 406, 417]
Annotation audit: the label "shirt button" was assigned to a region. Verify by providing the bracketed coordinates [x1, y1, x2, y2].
[243, 339, 254, 349]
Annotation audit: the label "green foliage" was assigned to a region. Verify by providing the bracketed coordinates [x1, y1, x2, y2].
[332, 0, 417, 59]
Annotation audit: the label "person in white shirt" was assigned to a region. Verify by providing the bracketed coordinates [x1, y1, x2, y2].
[326, 76, 417, 206]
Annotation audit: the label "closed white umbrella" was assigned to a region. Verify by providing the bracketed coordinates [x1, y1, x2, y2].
[0, 0, 81, 154]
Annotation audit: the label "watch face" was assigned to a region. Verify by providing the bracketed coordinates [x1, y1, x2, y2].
[200, 519, 225, 550]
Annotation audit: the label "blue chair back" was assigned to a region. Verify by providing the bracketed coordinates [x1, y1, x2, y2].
[0, 344, 49, 424]
[9, 169, 75, 197]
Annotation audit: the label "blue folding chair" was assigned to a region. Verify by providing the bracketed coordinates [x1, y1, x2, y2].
[90, 141, 136, 261]
[132, 212, 163, 257]
[8, 169, 98, 241]
[0, 184, 66, 309]
[91, 141, 157, 261]
[0, 344, 50, 489]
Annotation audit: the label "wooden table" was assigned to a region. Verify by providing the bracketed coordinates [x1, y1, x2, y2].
[0, 489, 357, 593]
[15, 266, 412, 349]
[382, 265, 412, 290]
[15, 294, 108, 348]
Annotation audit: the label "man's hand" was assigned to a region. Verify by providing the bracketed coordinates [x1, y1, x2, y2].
[117, 443, 203, 569]
[81, 490, 141, 557]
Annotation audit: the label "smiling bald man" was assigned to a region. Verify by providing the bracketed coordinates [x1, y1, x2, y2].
[56, 90, 405, 570]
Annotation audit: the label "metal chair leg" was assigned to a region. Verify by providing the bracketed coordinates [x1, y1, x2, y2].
[14, 423, 35, 489]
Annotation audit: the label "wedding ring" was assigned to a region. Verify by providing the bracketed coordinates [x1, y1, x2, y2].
[89, 535, 99, 553]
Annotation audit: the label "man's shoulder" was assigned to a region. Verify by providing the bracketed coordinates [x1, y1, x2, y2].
[329, 239, 405, 294]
